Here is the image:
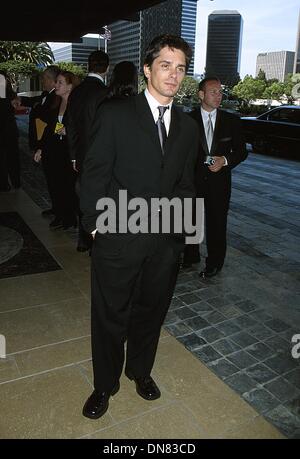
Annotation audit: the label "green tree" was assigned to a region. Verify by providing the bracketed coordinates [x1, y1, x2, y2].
[0, 60, 37, 90]
[257, 69, 267, 81]
[232, 75, 266, 102]
[262, 82, 285, 101]
[0, 41, 53, 66]
[174, 75, 198, 106]
[57, 61, 87, 79]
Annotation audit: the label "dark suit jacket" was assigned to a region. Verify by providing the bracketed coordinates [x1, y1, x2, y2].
[67, 76, 108, 171]
[21, 90, 59, 150]
[189, 107, 247, 196]
[80, 92, 199, 238]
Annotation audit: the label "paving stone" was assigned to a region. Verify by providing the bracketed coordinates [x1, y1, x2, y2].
[174, 306, 198, 320]
[264, 377, 300, 403]
[180, 293, 201, 305]
[243, 388, 280, 413]
[230, 331, 258, 347]
[245, 342, 275, 361]
[202, 310, 227, 325]
[265, 405, 300, 438]
[184, 316, 210, 332]
[224, 371, 258, 395]
[188, 301, 214, 315]
[233, 314, 258, 329]
[215, 320, 242, 336]
[207, 358, 240, 379]
[165, 322, 193, 337]
[264, 354, 299, 375]
[217, 304, 242, 319]
[194, 345, 223, 364]
[196, 326, 226, 343]
[212, 338, 242, 356]
[247, 323, 276, 341]
[235, 299, 259, 313]
[177, 333, 207, 351]
[264, 319, 292, 333]
[248, 309, 274, 323]
[245, 363, 278, 384]
[227, 350, 258, 370]
[264, 335, 292, 354]
[284, 368, 300, 390]
[169, 297, 185, 310]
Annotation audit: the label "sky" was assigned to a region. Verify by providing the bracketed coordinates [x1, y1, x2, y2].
[194, 0, 300, 77]
[49, 0, 300, 78]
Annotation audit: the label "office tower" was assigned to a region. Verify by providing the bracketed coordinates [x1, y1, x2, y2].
[205, 10, 243, 86]
[108, 0, 198, 76]
[256, 51, 295, 82]
[53, 37, 98, 67]
[294, 10, 300, 74]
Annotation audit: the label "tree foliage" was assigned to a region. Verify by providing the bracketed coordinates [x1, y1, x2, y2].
[0, 41, 54, 66]
[0, 60, 37, 90]
[174, 76, 198, 106]
[56, 61, 87, 79]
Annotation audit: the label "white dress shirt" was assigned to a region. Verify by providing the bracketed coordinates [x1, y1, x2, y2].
[200, 107, 228, 166]
[87, 73, 105, 83]
[144, 88, 172, 135]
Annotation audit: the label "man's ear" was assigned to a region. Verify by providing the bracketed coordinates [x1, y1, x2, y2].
[198, 90, 204, 101]
[143, 64, 151, 80]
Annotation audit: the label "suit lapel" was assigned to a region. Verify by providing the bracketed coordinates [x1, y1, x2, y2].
[164, 105, 181, 159]
[195, 107, 209, 155]
[135, 93, 162, 155]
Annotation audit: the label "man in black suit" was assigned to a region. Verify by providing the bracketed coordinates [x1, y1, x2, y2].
[80, 34, 199, 419]
[13, 65, 61, 215]
[183, 77, 247, 278]
[67, 50, 109, 252]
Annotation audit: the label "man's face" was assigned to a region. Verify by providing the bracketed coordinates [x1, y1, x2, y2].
[144, 46, 186, 104]
[199, 80, 223, 112]
[41, 71, 56, 92]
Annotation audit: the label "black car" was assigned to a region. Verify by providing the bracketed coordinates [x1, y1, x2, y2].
[241, 105, 300, 159]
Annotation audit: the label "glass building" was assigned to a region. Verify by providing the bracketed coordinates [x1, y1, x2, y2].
[205, 10, 243, 86]
[108, 0, 198, 76]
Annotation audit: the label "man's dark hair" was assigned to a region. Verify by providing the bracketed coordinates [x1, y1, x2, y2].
[43, 65, 61, 80]
[198, 77, 221, 92]
[88, 50, 109, 74]
[143, 34, 193, 72]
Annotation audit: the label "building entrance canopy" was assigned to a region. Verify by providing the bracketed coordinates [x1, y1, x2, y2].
[0, 0, 166, 42]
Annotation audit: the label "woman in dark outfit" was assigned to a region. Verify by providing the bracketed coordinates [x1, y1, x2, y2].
[34, 71, 79, 229]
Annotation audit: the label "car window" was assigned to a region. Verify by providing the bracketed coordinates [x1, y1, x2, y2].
[268, 109, 300, 124]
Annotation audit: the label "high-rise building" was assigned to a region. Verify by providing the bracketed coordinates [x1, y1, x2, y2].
[294, 10, 300, 74]
[108, 0, 198, 76]
[205, 10, 243, 86]
[256, 51, 295, 82]
[53, 37, 98, 67]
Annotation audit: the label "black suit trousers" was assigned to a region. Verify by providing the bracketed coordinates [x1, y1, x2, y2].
[204, 173, 231, 270]
[90, 233, 182, 393]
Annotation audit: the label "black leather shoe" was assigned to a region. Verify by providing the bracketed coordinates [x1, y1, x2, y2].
[199, 267, 221, 279]
[126, 372, 161, 401]
[82, 383, 120, 419]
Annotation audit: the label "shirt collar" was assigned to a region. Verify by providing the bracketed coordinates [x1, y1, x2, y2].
[88, 73, 104, 83]
[201, 107, 217, 121]
[144, 88, 172, 118]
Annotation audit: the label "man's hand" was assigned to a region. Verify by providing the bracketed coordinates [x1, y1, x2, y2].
[208, 156, 225, 172]
[11, 96, 22, 110]
[33, 149, 42, 163]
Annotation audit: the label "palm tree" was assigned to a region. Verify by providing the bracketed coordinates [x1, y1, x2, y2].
[0, 41, 54, 66]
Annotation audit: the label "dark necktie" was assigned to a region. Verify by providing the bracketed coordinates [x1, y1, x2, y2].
[157, 105, 168, 153]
